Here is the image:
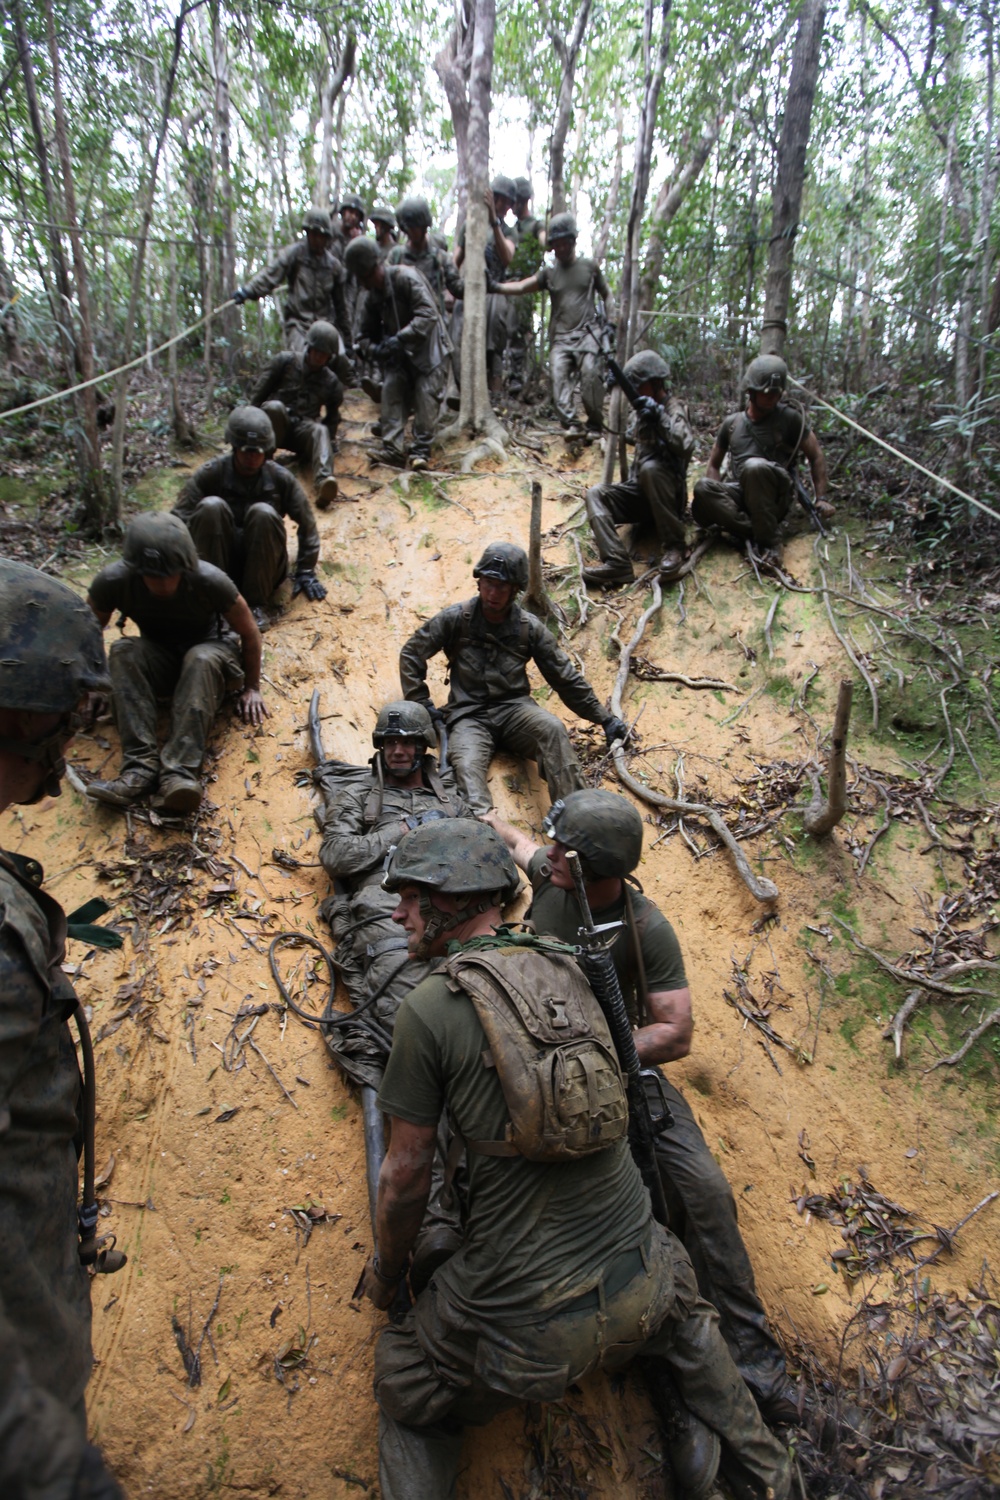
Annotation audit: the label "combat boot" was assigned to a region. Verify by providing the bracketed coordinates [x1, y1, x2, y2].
[409, 453, 429, 473]
[582, 561, 634, 589]
[658, 548, 685, 580]
[369, 444, 406, 469]
[86, 768, 157, 808]
[154, 774, 202, 815]
[642, 1360, 721, 1500]
[316, 477, 339, 509]
[361, 376, 383, 404]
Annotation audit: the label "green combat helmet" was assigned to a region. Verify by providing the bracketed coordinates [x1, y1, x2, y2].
[123, 513, 198, 577]
[542, 789, 643, 879]
[490, 175, 517, 204]
[743, 355, 788, 395]
[302, 207, 334, 238]
[383, 819, 520, 955]
[514, 176, 533, 203]
[623, 350, 670, 386]
[547, 212, 577, 242]
[372, 700, 435, 753]
[369, 204, 397, 229]
[225, 405, 275, 453]
[0, 559, 110, 798]
[396, 196, 433, 231]
[306, 320, 340, 356]
[473, 542, 529, 591]
[339, 192, 367, 219]
[344, 237, 381, 279]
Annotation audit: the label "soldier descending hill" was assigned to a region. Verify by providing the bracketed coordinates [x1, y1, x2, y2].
[86, 513, 266, 816]
[250, 319, 343, 510]
[0, 560, 124, 1500]
[399, 542, 627, 814]
[173, 405, 326, 625]
[358, 818, 792, 1500]
[692, 354, 833, 565]
[232, 207, 354, 377]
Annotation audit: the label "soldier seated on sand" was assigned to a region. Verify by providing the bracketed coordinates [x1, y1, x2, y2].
[692, 354, 833, 566]
[250, 319, 343, 511]
[86, 514, 266, 816]
[399, 542, 627, 815]
[173, 406, 327, 629]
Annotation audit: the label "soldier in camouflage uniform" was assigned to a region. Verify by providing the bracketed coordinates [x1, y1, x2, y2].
[399, 543, 628, 815]
[0, 559, 124, 1500]
[250, 319, 343, 510]
[452, 175, 517, 393]
[493, 211, 614, 434]
[232, 208, 354, 377]
[692, 355, 832, 563]
[506, 177, 545, 397]
[346, 236, 447, 472]
[583, 349, 695, 587]
[173, 406, 326, 621]
[85, 514, 267, 816]
[339, 195, 369, 344]
[391, 197, 464, 411]
[370, 204, 399, 257]
[359, 819, 792, 1500]
[487, 790, 800, 1431]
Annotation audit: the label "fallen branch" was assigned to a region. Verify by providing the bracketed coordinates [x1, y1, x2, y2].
[924, 1007, 1000, 1072]
[832, 917, 994, 998]
[632, 663, 737, 692]
[882, 988, 924, 1063]
[803, 679, 853, 837]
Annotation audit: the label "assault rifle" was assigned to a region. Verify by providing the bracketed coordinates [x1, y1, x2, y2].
[567, 850, 673, 1225]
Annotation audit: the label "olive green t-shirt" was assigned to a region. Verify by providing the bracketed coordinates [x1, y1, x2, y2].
[716, 405, 811, 480]
[377, 958, 650, 1322]
[526, 850, 687, 1026]
[534, 256, 609, 340]
[88, 560, 238, 652]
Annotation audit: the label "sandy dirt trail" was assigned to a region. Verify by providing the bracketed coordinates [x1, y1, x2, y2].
[5, 391, 997, 1498]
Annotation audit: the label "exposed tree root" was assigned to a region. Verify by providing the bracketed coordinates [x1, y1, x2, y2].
[804, 679, 853, 837]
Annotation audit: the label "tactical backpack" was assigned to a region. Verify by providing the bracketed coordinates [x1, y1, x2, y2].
[442, 938, 628, 1162]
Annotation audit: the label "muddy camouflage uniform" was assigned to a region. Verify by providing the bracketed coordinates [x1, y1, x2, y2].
[373, 931, 791, 1500]
[692, 404, 809, 547]
[536, 254, 612, 430]
[526, 851, 792, 1415]
[359, 263, 447, 465]
[586, 385, 695, 574]
[240, 239, 353, 361]
[250, 349, 343, 487]
[399, 596, 607, 814]
[173, 454, 320, 607]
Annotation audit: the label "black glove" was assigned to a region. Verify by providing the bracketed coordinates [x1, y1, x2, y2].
[603, 715, 629, 747]
[74, 1443, 125, 1500]
[635, 395, 661, 423]
[427, 705, 447, 728]
[375, 335, 402, 362]
[292, 571, 327, 602]
[485, 275, 500, 294]
[231, 287, 249, 305]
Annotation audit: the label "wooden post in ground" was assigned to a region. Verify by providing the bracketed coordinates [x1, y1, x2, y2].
[525, 480, 555, 621]
[804, 679, 853, 836]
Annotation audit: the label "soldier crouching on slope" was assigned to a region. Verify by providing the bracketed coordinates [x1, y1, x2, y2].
[358, 819, 792, 1500]
[172, 405, 327, 629]
[250, 318, 343, 510]
[399, 542, 628, 815]
[0, 560, 124, 1500]
[486, 789, 800, 1431]
[86, 513, 266, 816]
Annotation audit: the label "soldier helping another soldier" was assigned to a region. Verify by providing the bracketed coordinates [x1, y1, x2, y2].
[399, 543, 627, 815]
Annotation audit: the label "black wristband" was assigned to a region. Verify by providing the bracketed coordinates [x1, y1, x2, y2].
[373, 1252, 402, 1284]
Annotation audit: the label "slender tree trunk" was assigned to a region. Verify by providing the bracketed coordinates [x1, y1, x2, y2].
[211, 3, 238, 368]
[760, 0, 826, 357]
[740, 139, 761, 372]
[544, 0, 592, 216]
[592, 101, 624, 263]
[334, 91, 346, 208]
[0, 246, 22, 369]
[435, 17, 473, 226]
[974, 12, 998, 419]
[317, 31, 356, 207]
[636, 114, 720, 340]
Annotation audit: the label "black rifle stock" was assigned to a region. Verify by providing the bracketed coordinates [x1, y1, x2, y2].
[566, 851, 672, 1226]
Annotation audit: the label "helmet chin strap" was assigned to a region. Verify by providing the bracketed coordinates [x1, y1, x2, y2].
[413, 889, 501, 959]
[382, 742, 422, 777]
[0, 721, 73, 802]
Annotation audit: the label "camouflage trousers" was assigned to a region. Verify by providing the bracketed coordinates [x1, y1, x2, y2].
[446, 699, 584, 816]
[692, 458, 793, 546]
[551, 336, 604, 430]
[381, 363, 446, 461]
[586, 457, 688, 566]
[655, 1078, 790, 1409]
[374, 1224, 790, 1500]
[185, 497, 289, 607]
[108, 635, 243, 781]
[261, 401, 339, 484]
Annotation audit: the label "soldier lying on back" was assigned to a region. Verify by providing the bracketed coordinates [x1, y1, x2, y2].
[399, 542, 627, 815]
[173, 406, 326, 627]
[86, 513, 266, 816]
[251, 319, 343, 510]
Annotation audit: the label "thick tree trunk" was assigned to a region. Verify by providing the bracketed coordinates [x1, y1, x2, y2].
[434, 20, 473, 224]
[543, 0, 592, 216]
[636, 114, 720, 342]
[24, 0, 107, 526]
[760, 0, 826, 357]
[459, 0, 501, 436]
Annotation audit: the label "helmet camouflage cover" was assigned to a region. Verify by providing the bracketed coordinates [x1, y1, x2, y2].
[302, 207, 334, 237]
[623, 349, 670, 386]
[369, 203, 397, 228]
[490, 174, 517, 203]
[306, 319, 340, 355]
[340, 192, 366, 217]
[123, 513, 198, 577]
[396, 196, 433, 231]
[225, 405, 275, 452]
[372, 700, 436, 752]
[473, 542, 529, 591]
[0, 558, 109, 714]
[383, 819, 520, 904]
[547, 211, 577, 241]
[743, 355, 788, 394]
[543, 789, 644, 880]
[343, 236, 381, 278]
